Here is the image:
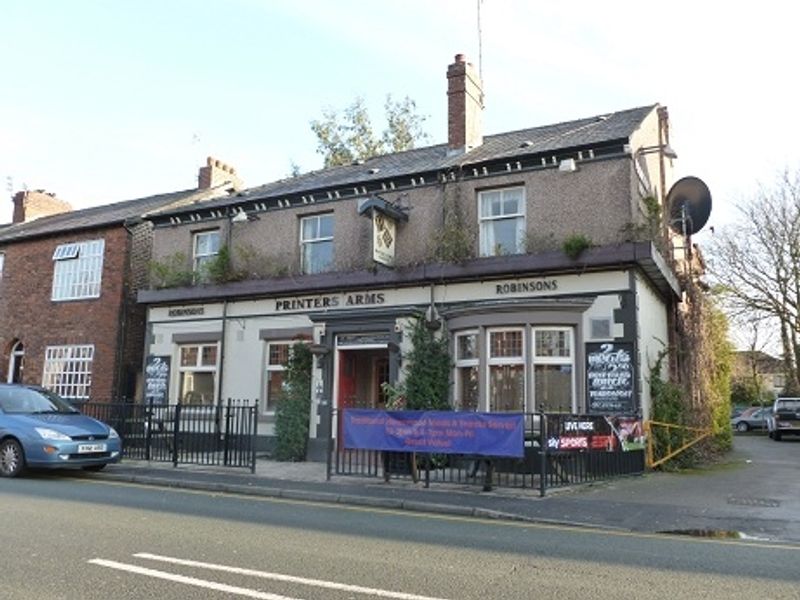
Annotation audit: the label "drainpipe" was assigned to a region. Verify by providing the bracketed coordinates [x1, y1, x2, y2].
[216, 208, 233, 408]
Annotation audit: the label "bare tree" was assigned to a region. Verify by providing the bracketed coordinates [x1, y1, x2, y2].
[707, 169, 800, 392]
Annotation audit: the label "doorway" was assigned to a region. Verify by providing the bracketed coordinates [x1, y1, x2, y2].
[336, 347, 390, 410]
[7, 341, 24, 383]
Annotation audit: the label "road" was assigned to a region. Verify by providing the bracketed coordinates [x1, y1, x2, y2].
[1, 473, 798, 599]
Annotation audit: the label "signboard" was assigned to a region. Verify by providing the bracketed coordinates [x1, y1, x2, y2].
[372, 212, 397, 267]
[144, 355, 170, 405]
[545, 414, 645, 452]
[586, 342, 635, 414]
[343, 409, 524, 457]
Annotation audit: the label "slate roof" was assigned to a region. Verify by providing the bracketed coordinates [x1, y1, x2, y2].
[158, 104, 656, 215]
[0, 187, 224, 243]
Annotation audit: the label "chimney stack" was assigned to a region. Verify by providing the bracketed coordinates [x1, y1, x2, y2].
[198, 156, 242, 191]
[447, 53, 484, 154]
[12, 190, 72, 224]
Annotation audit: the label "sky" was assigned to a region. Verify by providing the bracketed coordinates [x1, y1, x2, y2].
[2, 0, 799, 240]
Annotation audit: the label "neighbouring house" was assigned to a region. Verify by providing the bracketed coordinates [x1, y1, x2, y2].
[733, 350, 785, 400]
[138, 54, 685, 459]
[0, 161, 239, 402]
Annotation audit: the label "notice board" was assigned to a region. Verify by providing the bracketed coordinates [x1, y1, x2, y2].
[586, 342, 634, 414]
[144, 355, 170, 405]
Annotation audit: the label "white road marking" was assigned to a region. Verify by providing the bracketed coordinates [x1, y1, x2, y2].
[88, 559, 300, 599]
[133, 552, 451, 600]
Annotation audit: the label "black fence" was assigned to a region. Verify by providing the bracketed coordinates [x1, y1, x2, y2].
[328, 410, 645, 496]
[80, 399, 258, 472]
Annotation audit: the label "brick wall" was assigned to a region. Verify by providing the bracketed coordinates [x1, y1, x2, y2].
[0, 226, 130, 400]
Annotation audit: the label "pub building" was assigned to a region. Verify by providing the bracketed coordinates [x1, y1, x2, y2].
[139, 54, 683, 459]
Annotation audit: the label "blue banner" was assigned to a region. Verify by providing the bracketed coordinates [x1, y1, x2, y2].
[343, 410, 524, 458]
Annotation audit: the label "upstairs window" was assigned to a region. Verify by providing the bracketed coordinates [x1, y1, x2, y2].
[479, 187, 525, 257]
[193, 230, 220, 279]
[300, 214, 334, 274]
[51, 239, 105, 301]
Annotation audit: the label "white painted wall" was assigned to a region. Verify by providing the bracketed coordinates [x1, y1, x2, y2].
[635, 272, 670, 420]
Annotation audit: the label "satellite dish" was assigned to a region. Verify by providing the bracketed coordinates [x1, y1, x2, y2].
[666, 176, 712, 236]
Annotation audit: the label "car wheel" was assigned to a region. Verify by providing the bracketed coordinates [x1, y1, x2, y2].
[736, 422, 749, 432]
[82, 464, 107, 472]
[0, 439, 26, 478]
[774, 432, 782, 441]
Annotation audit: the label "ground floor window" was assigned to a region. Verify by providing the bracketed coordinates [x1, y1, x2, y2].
[42, 344, 94, 401]
[452, 326, 575, 413]
[532, 328, 574, 413]
[488, 329, 525, 412]
[454, 331, 479, 411]
[265, 341, 291, 414]
[178, 343, 218, 405]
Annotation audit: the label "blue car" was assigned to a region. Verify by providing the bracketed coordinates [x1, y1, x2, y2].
[0, 383, 121, 477]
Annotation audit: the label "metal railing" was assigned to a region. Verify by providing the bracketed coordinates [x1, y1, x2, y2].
[328, 410, 645, 496]
[80, 399, 258, 472]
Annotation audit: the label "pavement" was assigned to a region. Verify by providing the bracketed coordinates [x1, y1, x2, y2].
[95, 435, 800, 543]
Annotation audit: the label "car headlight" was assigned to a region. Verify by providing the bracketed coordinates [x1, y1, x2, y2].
[108, 427, 119, 439]
[35, 427, 71, 441]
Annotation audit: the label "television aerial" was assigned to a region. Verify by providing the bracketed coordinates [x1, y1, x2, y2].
[666, 176, 712, 236]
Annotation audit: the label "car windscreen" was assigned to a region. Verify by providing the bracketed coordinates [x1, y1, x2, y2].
[0, 387, 79, 414]
[775, 399, 800, 411]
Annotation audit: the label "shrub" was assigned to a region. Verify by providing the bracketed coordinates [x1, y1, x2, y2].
[562, 234, 591, 259]
[149, 253, 193, 288]
[274, 343, 313, 461]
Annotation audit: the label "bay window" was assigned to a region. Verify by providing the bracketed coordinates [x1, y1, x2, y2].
[454, 331, 479, 411]
[487, 329, 525, 412]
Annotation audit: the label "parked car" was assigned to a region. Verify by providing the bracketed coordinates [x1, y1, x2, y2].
[0, 383, 121, 477]
[767, 397, 800, 441]
[730, 406, 770, 432]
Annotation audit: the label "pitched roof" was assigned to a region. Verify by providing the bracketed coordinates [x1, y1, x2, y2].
[153, 104, 656, 216]
[0, 187, 226, 243]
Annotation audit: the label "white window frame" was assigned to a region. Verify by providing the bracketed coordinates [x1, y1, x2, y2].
[177, 343, 219, 406]
[41, 344, 95, 401]
[486, 327, 526, 412]
[478, 186, 526, 257]
[453, 331, 480, 411]
[0, 252, 5, 281]
[531, 327, 575, 413]
[300, 214, 334, 274]
[193, 230, 221, 276]
[264, 341, 291, 415]
[51, 239, 105, 301]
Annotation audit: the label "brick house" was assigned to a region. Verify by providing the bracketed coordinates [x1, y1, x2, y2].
[0, 162, 239, 402]
[138, 54, 684, 458]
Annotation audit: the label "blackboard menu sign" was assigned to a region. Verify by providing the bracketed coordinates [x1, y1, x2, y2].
[586, 342, 634, 414]
[144, 355, 170, 405]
